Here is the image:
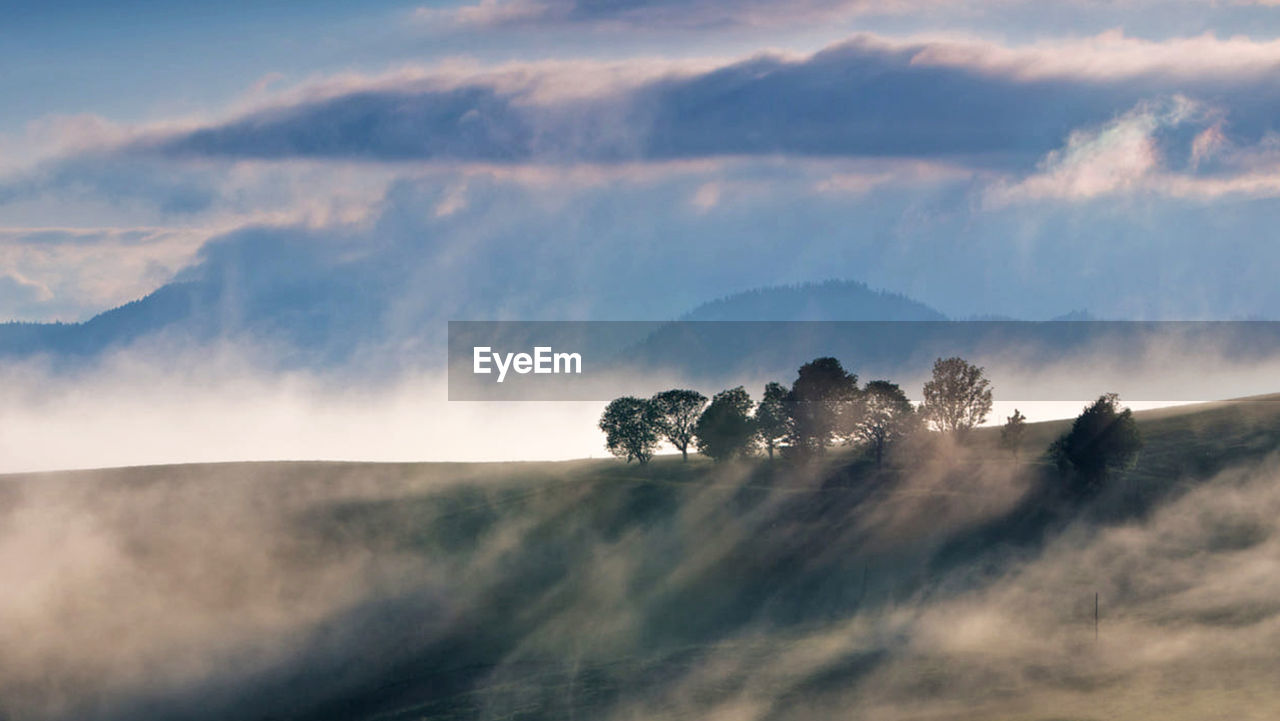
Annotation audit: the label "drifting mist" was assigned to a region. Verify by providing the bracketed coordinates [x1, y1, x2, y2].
[2, 396, 1279, 719]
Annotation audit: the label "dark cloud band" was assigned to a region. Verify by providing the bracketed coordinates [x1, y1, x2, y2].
[135, 36, 1279, 168]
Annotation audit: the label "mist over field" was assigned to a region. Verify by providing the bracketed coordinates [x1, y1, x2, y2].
[2, 397, 1279, 721]
[3, 322, 1280, 472]
[0, 356, 602, 473]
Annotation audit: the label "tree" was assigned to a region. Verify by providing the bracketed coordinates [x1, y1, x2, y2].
[1000, 409, 1027, 461]
[599, 396, 661, 464]
[852, 380, 917, 467]
[695, 386, 758, 461]
[650, 389, 707, 461]
[920, 356, 994, 435]
[755, 381, 790, 459]
[786, 357, 860, 456]
[1049, 393, 1142, 496]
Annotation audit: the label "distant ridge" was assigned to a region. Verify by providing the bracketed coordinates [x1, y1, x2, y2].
[0, 282, 199, 359]
[1049, 309, 1097, 321]
[4, 276, 1119, 369]
[680, 280, 948, 321]
[0, 279, 952, 364]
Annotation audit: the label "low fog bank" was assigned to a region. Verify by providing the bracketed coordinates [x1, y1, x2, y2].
[0, 347, 606, 473]
[4, 331, 1280, 472]
[3, 397, 1280, 720]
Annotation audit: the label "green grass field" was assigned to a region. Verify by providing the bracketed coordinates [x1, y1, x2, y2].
[4, 395, 1280, 721]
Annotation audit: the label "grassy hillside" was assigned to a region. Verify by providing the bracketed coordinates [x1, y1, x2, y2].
[3, 396, 1280, 721]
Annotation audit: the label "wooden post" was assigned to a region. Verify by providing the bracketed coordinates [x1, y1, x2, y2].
[1095, 592, 1099, 641]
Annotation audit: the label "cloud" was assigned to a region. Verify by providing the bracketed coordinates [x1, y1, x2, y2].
[689, 181, 721, 211]
[47, 31, 1262, 176]
[909, 29, 1280, 82]
[1189, 121, 1228, 169]
[9, 30, 1280, 231]
[987, 96, 1200, 204]
[422, 0, 964, 30]
[0, 272, 53, 308]
[412, 0, 1280, 43]
[988, 95, 1280, 204]
[13, 149, 1280, 351]
[158, 86, 538, 163]
[0, 227, 208, 322]
[812, 159, 980, 194]
[15, 31, 1280, 328]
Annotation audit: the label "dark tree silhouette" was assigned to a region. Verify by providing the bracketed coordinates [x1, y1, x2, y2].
[599, 396, 661, 464]
[852, 380, 917, 467]
[650, 389, 707, 461]
[755, 381, 790, 459]
[1000, 409, 1027, 461]
[921, 356, 994, 435]
[1050, 393, 1142, 496]
[695, 386, 757, 461]
[786, 357, 860, 456]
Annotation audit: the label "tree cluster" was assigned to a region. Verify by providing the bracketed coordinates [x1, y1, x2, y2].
[599, 357, 1144, 501]
[599, 355, 996, 466]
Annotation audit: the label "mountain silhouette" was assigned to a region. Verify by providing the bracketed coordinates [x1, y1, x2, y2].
[680, 280, 947, 321]
[0, 278, 951, 366]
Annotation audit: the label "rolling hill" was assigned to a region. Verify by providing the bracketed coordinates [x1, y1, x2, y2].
[3, 395, 1280, 720]
[679, 280, 948, 321]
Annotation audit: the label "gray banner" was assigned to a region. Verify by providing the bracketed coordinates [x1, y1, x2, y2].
[448, 321, 1280, 401]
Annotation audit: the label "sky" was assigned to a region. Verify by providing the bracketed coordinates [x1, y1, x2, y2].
[4, 1, 1280, 323]
[7, 1, 1280, 468]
